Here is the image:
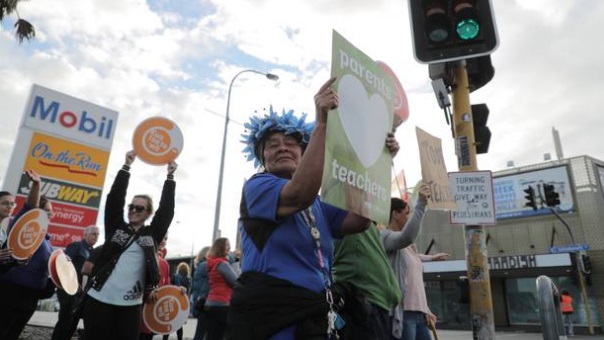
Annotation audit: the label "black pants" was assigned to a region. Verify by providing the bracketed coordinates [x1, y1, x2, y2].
[342, 302, 391, 340]
[83, 296, 142, 340]
[51, 290, 80, 340]
[0, 307, 36, 340]
[206, 306, 229, 340]
[162, 328, 183, 340]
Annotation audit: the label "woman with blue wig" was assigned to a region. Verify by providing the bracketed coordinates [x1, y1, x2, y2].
[227, 77, 400, 339]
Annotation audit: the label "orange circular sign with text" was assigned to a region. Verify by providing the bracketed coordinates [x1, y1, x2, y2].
[133, 117, 184, 165]
[376, 61, 409, 127]
[143, 285, 190, 335]
[48, 249, 79, 295]
[7, 209, 49, 260]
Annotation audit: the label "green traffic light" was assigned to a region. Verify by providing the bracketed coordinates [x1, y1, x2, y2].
[456, 18, 480, 40]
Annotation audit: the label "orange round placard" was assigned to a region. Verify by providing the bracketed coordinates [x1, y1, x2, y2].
[7, 209, 49, 260]
[376, 61, 409, 127]
[133, 117, 184, 165]
[143, 285, 190, 335]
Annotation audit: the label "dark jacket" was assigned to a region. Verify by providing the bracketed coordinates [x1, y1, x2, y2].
[64, 239, 93, 284]
[91, 167, 175, 294]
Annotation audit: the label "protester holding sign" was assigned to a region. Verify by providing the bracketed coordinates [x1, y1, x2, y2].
[0, 170, 56, 340]
[51, 225, 100, 340]
[380, 184, 434, 339]
[227, 78, 400, 339]
[82, 150, 177, 340]
[333, 187, 426, 340]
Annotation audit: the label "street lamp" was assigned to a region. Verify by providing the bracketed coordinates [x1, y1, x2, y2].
[212, 69, 279, 241]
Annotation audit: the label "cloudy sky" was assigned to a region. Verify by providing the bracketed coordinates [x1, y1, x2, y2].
[1, 0, 602, 257]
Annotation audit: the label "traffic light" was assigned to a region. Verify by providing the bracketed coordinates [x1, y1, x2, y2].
[408, 0, 499, 64]
[471, 104, 490, 154]
[543, 184, 561, 207]
[524, 186, 537, 210]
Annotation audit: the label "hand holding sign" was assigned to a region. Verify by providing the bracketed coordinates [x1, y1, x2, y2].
[133, 117, 184, 165]
[143, 285, 190, 335]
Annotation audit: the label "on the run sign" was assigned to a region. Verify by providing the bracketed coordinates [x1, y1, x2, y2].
[449, 171, 496, 225]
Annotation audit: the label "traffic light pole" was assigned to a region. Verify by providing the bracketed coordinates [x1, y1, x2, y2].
[451, 60, 495, 339]
[547, 207, 594, 334]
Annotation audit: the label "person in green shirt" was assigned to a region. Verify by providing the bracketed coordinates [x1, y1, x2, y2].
[333, 185, 429, 339]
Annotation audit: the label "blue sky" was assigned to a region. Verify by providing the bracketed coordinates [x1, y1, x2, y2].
[1, 0, 603, 256]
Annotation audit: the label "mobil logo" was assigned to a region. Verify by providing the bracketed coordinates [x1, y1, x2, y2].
[29, 95, 115, 141]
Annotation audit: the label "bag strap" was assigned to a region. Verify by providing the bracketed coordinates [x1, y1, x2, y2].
[85, 226, 144, 293]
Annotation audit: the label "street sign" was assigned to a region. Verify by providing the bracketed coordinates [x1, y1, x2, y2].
[449, 171, 496, 224]
[549, 244, 590, 254]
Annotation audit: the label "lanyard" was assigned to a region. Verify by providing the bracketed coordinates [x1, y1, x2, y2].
[300, 208, 340, 338]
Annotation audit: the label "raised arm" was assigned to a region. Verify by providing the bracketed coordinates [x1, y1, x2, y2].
[24, 170, 42, 208]
[277, 77, 337, 217]
[381, 184, 431, 252]
[104, 151, 135, 240]
[150, 161, 177, 243]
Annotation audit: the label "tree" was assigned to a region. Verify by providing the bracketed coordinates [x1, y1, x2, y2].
[1, 0, 36, 43]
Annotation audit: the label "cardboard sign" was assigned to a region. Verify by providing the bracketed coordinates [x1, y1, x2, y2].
[7, 208, 49, 260]
[48, 249, 79, 295]
[133, 117, 184, 165]
[143, 285, 190, 335]
[416, 127, 456, 210]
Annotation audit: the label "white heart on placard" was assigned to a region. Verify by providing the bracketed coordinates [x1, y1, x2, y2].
[337, 74, 390, 168]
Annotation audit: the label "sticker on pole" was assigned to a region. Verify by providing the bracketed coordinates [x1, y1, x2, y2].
[7, 208, 49, 260]
[133, 117, 184, 165]
[143, 285, 190, 335]
[48, 249, 79, 295]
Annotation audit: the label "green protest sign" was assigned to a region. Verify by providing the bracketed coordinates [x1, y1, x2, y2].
[321, 30, 395, 225]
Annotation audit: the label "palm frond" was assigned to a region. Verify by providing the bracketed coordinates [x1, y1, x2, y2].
[0, 0, 20, 20]
[14, 18, 35, 43]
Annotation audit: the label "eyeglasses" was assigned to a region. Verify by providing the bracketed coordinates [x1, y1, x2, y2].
[0, 201, 16, 207]
[128, 204, 147, 213]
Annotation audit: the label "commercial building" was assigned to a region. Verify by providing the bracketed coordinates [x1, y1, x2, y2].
[418, 155, 603, 334]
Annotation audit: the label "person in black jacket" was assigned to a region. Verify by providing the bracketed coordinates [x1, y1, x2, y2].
[82, 150, 177, 340]
[51, 225, 99, 340]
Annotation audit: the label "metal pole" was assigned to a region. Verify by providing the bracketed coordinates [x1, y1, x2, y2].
[451, 60, 495, 339]
[536, 275, 566, 340]
[546, 207, 594, 334]
[212, 69, 279, 241]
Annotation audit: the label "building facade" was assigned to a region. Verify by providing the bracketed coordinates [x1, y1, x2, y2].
[416, 155, 603, 333]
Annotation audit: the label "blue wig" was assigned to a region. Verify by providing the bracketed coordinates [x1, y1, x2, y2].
[241, 105, 314, 168]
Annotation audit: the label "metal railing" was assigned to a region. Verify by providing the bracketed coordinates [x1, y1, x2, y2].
[536, 275, 567, 340]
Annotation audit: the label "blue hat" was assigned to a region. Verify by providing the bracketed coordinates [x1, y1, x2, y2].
[241, 105, 314, 168]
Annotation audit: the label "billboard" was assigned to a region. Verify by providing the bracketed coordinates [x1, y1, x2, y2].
[3, 84, 118, 247]
[493, 165, 574, 219]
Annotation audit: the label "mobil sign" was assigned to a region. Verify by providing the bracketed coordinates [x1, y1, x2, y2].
[23, 85, 118, 149]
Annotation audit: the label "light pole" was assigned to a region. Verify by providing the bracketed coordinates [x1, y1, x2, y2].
[212, 69, 279, 241]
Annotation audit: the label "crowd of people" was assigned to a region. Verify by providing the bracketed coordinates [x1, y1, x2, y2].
[0, 78, 459, 340]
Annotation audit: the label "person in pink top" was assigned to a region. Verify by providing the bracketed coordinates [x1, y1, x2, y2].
[401, 244, 448, 340]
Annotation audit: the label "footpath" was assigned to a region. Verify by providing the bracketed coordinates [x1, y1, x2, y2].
[29, 311, 604, 340]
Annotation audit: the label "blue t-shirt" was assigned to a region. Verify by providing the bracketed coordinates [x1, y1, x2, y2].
[240, 173, 347, 339]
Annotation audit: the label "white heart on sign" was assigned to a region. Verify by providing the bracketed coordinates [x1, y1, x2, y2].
[337, 74, 391, 168]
